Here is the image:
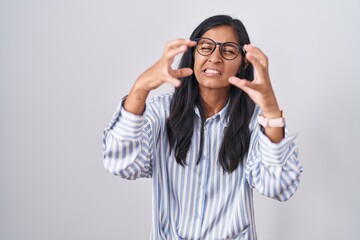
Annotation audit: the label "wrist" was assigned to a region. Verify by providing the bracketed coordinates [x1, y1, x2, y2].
[260, 107, 282, 118]
[131, 82, 150, 98]
[260, 98, 281, 118]
[258, 91, 281, 118]
[258, 110, 285, 128]
[123, 82, 150, 115]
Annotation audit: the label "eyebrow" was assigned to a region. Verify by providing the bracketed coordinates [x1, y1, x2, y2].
[200, 37, 239, 45]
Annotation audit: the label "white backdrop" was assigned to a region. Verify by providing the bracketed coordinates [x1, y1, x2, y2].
[1, 0, 359, 239]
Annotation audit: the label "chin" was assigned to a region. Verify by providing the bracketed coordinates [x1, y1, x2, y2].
[199, 80, 231, 91]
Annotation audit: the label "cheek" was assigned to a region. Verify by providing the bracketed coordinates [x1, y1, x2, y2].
[193, 54, 205, 74]
[225, 62, 242, 76]
[234, 58, 243, 73]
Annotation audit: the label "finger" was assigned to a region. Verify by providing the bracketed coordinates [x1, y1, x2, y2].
[229, 76, 256, 94]
[244, 44, 268, 68]
[245, 52, 268, 80]
[185, 39, 197, 47]
[171, 68, 193, 78]
[164, 39, 196, 59]
[164, 39, 194, 56]
[165, 39, 196, 51]
[165, 39, 196, 60]
[165, 44, 188, 60]
[165, 76, 182, 88]
[165, 38, 188, 50]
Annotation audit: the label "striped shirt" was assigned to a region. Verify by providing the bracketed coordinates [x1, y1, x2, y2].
[102, 93, 303, 240]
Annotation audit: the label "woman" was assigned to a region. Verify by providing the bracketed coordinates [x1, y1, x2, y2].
[102, 15, 303, 240]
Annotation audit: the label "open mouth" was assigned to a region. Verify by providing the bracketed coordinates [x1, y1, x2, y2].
[203, 68, 222, 75]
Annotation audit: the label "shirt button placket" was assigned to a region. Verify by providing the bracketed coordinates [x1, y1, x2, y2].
[196, 124, 209, 220]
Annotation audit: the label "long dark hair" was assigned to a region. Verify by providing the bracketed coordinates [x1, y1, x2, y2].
[166, 15, 255, 173]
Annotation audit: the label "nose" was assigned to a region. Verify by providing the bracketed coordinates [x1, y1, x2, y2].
[208, 43, 222, 63]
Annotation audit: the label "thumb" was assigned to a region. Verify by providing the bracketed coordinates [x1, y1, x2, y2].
[172, 68, 193, 78]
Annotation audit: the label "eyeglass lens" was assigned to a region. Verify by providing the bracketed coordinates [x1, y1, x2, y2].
[196, 38, 240, 60]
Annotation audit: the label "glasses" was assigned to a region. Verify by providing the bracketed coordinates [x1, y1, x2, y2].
[194, 37, 244, 60]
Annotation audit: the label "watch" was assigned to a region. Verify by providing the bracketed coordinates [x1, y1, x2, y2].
[257, 110, 285, 128]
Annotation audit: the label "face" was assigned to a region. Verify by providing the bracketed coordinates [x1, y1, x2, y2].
[194, 25, 243, 93]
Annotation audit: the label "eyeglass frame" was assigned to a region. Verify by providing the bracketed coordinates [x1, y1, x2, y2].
[194, 37, 246, 60]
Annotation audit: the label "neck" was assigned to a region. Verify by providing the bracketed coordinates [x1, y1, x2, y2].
[199, 87, 230, 119]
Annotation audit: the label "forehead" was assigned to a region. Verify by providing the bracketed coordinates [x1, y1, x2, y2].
[201, 25, 238, 43]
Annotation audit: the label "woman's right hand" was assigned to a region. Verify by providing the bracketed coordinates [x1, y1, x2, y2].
[135, 39, 196, 91]
[124, 39, 196, 115]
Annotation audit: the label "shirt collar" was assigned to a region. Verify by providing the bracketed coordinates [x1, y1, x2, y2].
[194, 100, 230, 127]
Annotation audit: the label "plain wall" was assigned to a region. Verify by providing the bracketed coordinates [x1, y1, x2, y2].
[1, 0, 359, 239]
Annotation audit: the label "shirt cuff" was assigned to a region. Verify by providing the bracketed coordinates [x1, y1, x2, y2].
[258, 129, 299, 166]
[107, 97, 146, 141]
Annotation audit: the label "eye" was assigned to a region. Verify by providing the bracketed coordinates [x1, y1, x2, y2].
[222, 44, 239, 56]
[223, 49, 236, 55]
[199, 43, 214, 53]
[201, 46, 213, 51]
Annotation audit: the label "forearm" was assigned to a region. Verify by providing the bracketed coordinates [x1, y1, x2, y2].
[123, 81, 150, 115]
[102, 102, 153, 179]
[245, 130, 303, 201]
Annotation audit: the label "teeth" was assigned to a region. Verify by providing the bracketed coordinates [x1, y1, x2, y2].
[205, 69, 221, 74]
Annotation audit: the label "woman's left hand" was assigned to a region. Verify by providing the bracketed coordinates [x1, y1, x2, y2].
[229, 44, 281, 118]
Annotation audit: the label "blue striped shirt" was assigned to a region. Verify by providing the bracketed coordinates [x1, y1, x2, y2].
[102, 93, 303, 240]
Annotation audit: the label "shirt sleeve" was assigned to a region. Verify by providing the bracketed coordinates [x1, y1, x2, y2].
[102, 97, 155, 180]
[244, 108, 304, 202]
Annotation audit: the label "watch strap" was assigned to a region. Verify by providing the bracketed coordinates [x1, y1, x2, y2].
[257, 110, 285, 128]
